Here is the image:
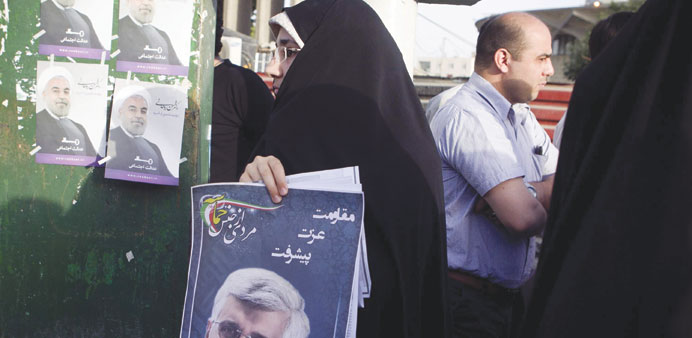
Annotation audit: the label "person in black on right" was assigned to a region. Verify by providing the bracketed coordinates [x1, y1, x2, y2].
[521, 0, 692, 336]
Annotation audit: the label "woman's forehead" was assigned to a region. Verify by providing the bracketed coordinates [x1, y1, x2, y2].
[277, 28, 298, 46]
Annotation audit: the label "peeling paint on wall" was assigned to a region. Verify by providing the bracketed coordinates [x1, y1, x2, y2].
[0, 0, 214, 336]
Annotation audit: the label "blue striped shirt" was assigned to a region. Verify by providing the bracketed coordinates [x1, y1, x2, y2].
[429, 73, 558, 289]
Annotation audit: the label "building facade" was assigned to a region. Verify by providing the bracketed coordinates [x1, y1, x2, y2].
[220, 0, 481, 75]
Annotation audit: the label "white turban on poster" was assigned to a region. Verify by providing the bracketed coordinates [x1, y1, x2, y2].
[105, 79, 187, 186]
[36, 66, 73, 95]
[111, 85, 152, 123]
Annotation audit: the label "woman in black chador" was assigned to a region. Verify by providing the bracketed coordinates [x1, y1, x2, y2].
[239, 0, 449, 336]
[521, 0, 692, 336]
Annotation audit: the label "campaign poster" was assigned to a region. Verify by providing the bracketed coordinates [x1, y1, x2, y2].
[180, 184, 364, 338]
[115, 0, 194, 76]
[38, 0, 114, 60]
[35, 61, 109, 166]
[104, 79, 186, 186]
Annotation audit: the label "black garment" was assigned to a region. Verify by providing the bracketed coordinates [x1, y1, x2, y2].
[449, 278, 517, 338]
[252, 0, 449, 336]
[521, 0, 692, 337]
[36, 109, 96, 156]
[39, 0, 104, 50]
[107, 127, 172, 177]
[117, 15, 182, 65]
[209, 60, 272, 182]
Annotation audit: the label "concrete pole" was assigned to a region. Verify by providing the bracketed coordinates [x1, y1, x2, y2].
[256, 0, 284, 48]
[271, 0, 285, 27]
[224, 0, 252, 36]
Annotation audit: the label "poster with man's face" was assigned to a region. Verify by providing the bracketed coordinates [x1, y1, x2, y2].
[35, 61, 109, 166]
[104, 79, 187, 186]
[38, 0, 114, 60]
[115, 0, 194, 76]
[181, 184, 365, 338]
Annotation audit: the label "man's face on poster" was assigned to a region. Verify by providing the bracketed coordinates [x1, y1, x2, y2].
[120, 95, 148, 136]
[42, 76, 71, 118]
[129, 0, 156, 24]
[207, 296, 289, 338]
[56, 0, 75, 8]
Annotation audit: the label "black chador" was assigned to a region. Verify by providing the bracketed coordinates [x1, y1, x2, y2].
[522, 0, 692, 336]
[251, 0, 450, 336]
[210, 60, 273, 182]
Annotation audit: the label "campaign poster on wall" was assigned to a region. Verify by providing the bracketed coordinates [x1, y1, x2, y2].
[115, 0, 194, 76]
[35, 61, 109, 166]
[180, 183, 365, 338]
[38, 0, 114, 60]
[104, 79, 187, 186]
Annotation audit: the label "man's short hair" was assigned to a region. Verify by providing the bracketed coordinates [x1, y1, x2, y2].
[588, 11, 634, 59]
[474, 14, 528, 70]
[210, 268, 310, 338]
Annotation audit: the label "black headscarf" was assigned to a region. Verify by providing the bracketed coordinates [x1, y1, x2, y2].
[522, 0, 692, 336]
[252, 0, 449, 336]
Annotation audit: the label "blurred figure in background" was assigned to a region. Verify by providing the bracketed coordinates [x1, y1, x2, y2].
[209, 6, 273, 182]
[552, 11, 634, 148]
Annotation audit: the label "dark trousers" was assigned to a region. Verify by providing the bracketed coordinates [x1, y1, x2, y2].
[448, 276, 522, 338]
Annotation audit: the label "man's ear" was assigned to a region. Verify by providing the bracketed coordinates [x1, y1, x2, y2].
[493, 48, 511, 73]
[205, 319, 212, 338]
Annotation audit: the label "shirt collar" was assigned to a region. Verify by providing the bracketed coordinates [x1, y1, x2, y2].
[512, 103, 531, 125]
[120, 125, 142, 138]
[466, 72, 513, 120]
[44, 107, 67, 120]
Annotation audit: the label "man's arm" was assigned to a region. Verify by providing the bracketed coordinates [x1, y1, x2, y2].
[478, 177, 547, 237]
[524, 107, 558, 211]
[530, 174, 554, 211]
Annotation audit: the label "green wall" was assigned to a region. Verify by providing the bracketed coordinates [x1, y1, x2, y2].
[0, 0, 214, 336]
